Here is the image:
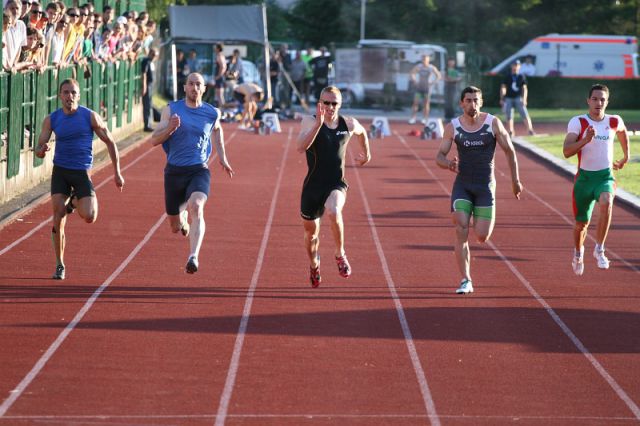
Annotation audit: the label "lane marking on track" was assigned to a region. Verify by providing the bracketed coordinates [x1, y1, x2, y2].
[397, 132, 640, 420]
[2, 413, 637, 421]
[496, 168, 639, 274]
[215, 128, 293, 426]
[350, 151, 441, 426]
[0, 132, 238, 418]
[0, 143, 156, 257]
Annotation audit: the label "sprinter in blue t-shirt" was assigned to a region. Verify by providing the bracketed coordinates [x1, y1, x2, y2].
[149, 73, 234, 274]
[35, 78, 125, 280]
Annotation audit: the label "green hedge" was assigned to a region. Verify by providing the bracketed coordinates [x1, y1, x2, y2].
[478, 75, 640, 109]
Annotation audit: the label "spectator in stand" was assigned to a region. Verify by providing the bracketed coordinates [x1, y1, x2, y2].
[61, 7, 83, 63]
[499, 60, 535, 136]
[141, 19, 155, 55]
[54, 1, 65, 22]
[95, 27, 112, 62]
[176, 49, 188, 98]
[226, 48, 243, 84]
[137, 11, 148, 26]
[102, 5, 114, 30]
[3, 0, 28, 72]
[277, 43, 292, 110]
[43, 2, 59, 34]
[14, 27, 45, 72]
[45, 14, 67, 66]
[19, 0, 32, 20]
[213, 42, 227, 107]
[185, 49, 200, 74]
[90, 13, 103, 55]
[141, 48, 157, 131]
[79, 18, 95, 64]
[28, 3, 47, 31]
[269, 49, 280, 104]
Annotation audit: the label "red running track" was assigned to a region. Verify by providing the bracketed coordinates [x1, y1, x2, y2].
[0, 120, 638, 425]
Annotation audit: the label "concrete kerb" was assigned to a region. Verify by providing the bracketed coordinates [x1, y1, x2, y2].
[512, 136, 640, 213]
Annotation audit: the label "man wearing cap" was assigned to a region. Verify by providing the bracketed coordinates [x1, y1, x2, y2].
[499, 60, 535, 137]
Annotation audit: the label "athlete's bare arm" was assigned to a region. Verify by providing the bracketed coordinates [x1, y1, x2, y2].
[296, 102, 326, 153]
[345, 116, 371, 166]
[435, 122, 458, 173]
[35, 115, 53, 158]
[211, 112, 233, 178]
[149, 106, 180, 147]
[563, 126, 595, 158]
[493, 117, 522, 199]
[92, 111, 124, 190]
[614, 123, 630, 170]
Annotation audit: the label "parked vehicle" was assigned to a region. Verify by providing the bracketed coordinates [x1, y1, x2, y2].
[489, 34, 639, 78]
[334, 39, 448, 107]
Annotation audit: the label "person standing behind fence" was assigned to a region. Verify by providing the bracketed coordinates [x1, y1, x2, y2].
[562, 84, 630, 276]
[408, 54, 441, 124]
[149, 73, 234, 274]
[309, 46, 331, 102]
[141, 48, 157, 132]
[499, 60, 535, 137]
[35, 78, 125, 280]
[213, 43, 227, 107]
[444, 57, 462, 122]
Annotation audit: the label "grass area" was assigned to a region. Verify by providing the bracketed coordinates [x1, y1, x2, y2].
[485, 108, 640, 124]
[522, 134, 639, 196]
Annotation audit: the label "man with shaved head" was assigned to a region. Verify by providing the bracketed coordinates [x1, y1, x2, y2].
[149, 73, 234, 274]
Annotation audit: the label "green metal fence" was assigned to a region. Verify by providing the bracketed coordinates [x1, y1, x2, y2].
[0, 60, 141, 179]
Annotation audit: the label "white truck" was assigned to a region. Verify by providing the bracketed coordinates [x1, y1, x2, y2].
[489, 34, 639, 78]
[334, 39, 449, 106]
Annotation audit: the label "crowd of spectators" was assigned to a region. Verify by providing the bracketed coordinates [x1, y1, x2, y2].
[2, 0, 156, 74]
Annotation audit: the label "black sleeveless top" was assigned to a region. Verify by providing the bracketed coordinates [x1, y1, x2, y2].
[304, 116, 350, 188]
[452, 113, 497, 184]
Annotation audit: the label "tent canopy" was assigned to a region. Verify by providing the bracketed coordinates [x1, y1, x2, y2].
[169, 5, 266, 45]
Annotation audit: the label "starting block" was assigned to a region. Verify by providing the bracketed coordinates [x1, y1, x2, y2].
[261, 112, 282, 133]
[369, 116, 392, 138]
[422, 118, 444, 139]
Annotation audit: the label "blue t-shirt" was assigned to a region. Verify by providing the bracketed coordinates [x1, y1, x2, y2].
[163, 100, 219, 167]
[50, 106, 94, 170]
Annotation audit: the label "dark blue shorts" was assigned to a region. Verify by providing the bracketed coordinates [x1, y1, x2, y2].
[164, 163, 211, 216]
[214, 76, 225, 89]
[51, 165, 95, 199]
[450, 178, 496, 219]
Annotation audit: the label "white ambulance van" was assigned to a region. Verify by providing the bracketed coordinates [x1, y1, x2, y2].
[489, 34, 639, 78]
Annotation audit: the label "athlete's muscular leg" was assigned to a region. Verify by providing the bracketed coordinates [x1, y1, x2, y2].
[473, 216, 496, 243]
[573, 221, 590, 251]
[186, 191, 207, 258]
[453, 211, 472, 281]
[596, 191, 614, 245]
[422, 96, 430, 121]
[325, 189, 347, 258]
[303, 218, 320, 268]
[75, 195, 98, 223]
[51, 194, 68, 266]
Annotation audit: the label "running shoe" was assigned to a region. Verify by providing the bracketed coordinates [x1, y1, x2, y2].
[185, 256, 199, 274]
[65, 192, 76, 215]
[335, 255, 351, 278]
[408, 117, 416, 124]
[310, 264, 321, 288]
[572, 256, 584, 276]
[455, 278, 474, 294]
[52, 264, 65, 280]
[593, 248, 610, 269]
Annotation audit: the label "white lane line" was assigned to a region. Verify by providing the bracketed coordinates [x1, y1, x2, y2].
[0, 214, 166, 417]
[214, 129, 292, 426]
[0, 144, 155, 257]
[397, 132, 640, 420]
[0, 132, 238, 417]
[495, 168, 639, 274]
[350, 152, 441, 426]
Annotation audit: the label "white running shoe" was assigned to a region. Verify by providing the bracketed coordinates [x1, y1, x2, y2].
[408, 117, 416, 124]
[593, 248, 610, 269]
[572, 256, 584, 276]
[456, 279, 474, 295]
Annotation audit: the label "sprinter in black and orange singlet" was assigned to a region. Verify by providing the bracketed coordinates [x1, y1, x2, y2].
[296, 86, 371, 288]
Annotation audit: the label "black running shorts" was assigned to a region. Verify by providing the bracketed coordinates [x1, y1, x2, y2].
[300, 183, 347, 221]
[51, 165, 95, 199]
[164, 163, 211, 216]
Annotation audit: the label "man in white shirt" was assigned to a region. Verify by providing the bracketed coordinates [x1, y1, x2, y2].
[520, 56, 536, 76]
[2, 0, 27, 71]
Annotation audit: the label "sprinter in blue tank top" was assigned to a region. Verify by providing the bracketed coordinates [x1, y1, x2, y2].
[35, 78, 125, 280]
[436, 86, 523, 295]
[296, 86, 371, 288]
[149, 73, 234, 274]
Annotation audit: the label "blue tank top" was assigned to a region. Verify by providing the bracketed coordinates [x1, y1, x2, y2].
[164, 100, 219, 167]
[50, 106, 94, 170]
